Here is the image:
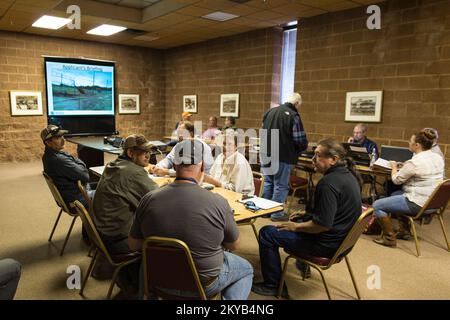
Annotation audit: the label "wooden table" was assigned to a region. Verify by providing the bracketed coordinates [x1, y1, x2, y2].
[88, 165, 283, 222]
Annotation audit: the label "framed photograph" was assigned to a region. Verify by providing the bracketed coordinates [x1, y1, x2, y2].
[183, 95, 197, 113]
[345, 91, 383, 122]
[220, 93, 239, 117]
[118, 94, 140, 114]
[10, 91, 43, 116]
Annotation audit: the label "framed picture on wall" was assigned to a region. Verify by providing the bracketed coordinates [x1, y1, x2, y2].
[10, 91, 43, 116]
[345, 91, 383, 122]
[118, 94, 140, 114]
[183, 95, 197, 113]
[220, 93, 239, 118]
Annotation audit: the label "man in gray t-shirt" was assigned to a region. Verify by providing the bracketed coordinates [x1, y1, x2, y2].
[129, 139, 253, 300]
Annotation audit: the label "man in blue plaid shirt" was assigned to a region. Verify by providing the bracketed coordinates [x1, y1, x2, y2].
[259, 93, 308, 221]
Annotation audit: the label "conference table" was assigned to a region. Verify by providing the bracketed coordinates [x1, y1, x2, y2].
[89, 165, 284, 223]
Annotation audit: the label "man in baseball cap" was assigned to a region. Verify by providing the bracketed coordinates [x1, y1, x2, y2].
[41, 124, 93, 209]
[40, 124, 69, 143]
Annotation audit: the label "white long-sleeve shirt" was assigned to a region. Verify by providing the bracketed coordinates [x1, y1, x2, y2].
[210, 151, 255, 195]
[392, 150, 445, 207]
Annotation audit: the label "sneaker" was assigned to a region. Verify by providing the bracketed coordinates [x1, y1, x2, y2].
[295, 260, 311, 279]
[270, 212, 289, 222]
[251, 282, 289, 298]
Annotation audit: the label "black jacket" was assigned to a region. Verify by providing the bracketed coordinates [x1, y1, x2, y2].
[42, 147, 90, 204]
[260, 102, 308, 165]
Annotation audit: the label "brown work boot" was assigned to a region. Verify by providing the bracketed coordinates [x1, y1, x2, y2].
[373, 216, 397, 247]
[396, 218, 412, 240]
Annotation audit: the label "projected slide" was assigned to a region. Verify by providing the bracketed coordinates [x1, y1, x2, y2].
[46, 61, 114, 116]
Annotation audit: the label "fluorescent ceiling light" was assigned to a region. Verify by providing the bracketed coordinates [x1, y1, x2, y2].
[32, 15, 72, 30]
[287, 20, 298, 26]
[87, 24, 126, 36]
[201, 12, 239, 22]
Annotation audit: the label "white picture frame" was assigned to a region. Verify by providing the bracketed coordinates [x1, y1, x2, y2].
[10, 91, 43, 116]
[118, 94, 140, 114]
[345, 91, 383, 123]
[183, 95, 197, 113]
[220, 93, 239, 118]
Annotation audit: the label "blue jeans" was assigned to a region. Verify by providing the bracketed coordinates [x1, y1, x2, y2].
[262, 162, 293, 217]
[373, 191, 419, 218]
[0, 259, 21, 300]
[141, 251, 254, 300]
[258, 226, 335, 287]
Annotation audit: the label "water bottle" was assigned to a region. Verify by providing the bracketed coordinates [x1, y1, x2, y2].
[370, 148, 377, 168]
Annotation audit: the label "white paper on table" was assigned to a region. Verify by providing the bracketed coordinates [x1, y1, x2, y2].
[238, 196, 284, 210]
[373, 158, 392, 169]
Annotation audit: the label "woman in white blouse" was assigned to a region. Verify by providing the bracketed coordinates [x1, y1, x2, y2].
[372, 129, 445, 247]
[205, 133, 255, 195]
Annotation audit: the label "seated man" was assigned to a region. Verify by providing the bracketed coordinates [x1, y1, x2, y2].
[92, 134, 158, 254]
[41, 125, 95, 210]
[202, 116, 220, 141]
[167, 112, 193, 147]
[207, 132, 255, 195]
[348, 123, 378, 159]
[129, 139, 254, 300]
[0, 258, 21, 300]
[150, 121, 214, 176]
[252, 138, 362, 297]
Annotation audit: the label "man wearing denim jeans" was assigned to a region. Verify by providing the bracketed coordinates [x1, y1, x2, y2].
[129, 139, 253, 299]
[260, 93, 308, 221]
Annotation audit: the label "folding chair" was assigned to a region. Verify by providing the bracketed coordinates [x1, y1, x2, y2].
[285, 168, 308, 215]
[43, 171, 78, 256]
[396, 179, 450, 257]
[142, 236, 220, 300]
[277, 208, 374, 300]
[73, 201, 141, 299]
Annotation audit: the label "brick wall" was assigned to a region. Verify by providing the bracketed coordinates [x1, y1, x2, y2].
[163, 28, 282, 135]
[0, 31, 164, 162]
[295, 0, 450, 177]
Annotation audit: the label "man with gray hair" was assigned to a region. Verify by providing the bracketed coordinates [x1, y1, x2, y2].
[348, 123, 378, 159]
[260, 92, 308, 221]
[129, 139, 254, 299]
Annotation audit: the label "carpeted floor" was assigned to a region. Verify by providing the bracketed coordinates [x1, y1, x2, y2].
[1, 161, 449, 300]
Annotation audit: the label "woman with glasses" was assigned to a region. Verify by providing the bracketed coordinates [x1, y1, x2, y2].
[252, 138, 362, 297]
[206, 132, 254, 195]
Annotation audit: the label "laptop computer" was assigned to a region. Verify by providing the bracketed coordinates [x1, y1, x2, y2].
[342, 142, 371, 166]
[380, 145, 413, 163]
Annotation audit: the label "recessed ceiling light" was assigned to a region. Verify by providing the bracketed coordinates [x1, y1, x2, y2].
[87, 24, 126, 36]
[32, 15, 72, 30]
[201, 12, 239, 22]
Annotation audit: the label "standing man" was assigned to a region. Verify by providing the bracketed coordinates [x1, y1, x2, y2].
[260, 93, 308, 221]
[41, 125, 94, 210]
[129, 139, 253, 299]
[348, 123, 378, 159]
